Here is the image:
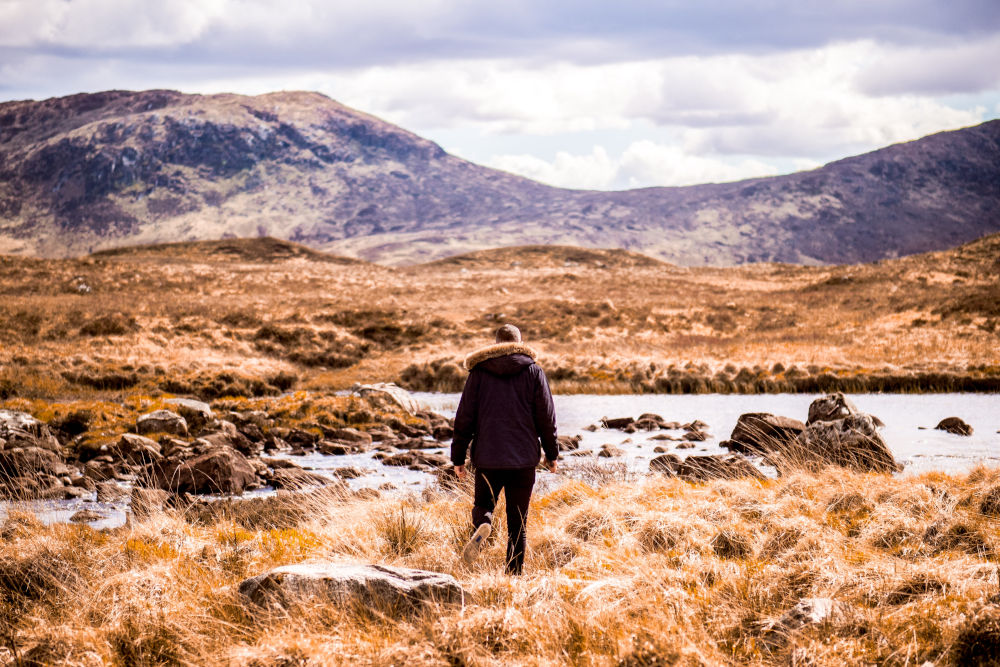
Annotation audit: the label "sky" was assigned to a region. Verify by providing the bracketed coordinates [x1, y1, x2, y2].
[1, 0, 999, 190]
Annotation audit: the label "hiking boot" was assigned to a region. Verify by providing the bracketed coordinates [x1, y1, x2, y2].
[462, 523, 492, 567]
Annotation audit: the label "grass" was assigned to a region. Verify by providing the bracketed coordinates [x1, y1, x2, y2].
[2, 465, 999, 665]
[0, 234, 998, 401]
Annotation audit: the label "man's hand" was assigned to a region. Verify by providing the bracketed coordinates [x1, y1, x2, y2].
[543, 459, 557, 473]
[454, 464, 466, 480]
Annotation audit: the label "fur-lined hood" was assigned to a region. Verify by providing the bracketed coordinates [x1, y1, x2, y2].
[463, 342, 538, 371]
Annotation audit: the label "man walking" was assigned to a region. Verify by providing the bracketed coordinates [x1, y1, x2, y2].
[451, 324, 559, 574]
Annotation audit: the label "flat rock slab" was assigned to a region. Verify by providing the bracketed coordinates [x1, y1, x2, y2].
[239, 562, 464, 614]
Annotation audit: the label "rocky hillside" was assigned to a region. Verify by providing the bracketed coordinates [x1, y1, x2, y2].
[1, 89, 998, 264]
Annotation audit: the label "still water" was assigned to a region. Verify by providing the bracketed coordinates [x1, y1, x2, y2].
[4, 393, 998, 529]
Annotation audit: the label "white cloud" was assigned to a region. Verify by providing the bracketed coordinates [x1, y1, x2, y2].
[489, 141, 781, 189]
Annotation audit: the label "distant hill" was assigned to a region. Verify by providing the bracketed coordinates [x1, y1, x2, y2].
[90, 236, 363, 264]
[1, 89, 998, 265]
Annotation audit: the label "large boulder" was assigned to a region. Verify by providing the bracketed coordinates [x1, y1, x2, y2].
[722, 413, 806, 455]
[935, 417, 973, 436]
[155, 446, 257, 495]
[787, 414, 899, 472]
[110, 434, 163, 465]
[0, 446, 70, 478]
[239, 562, 463, 613]
[0, 410, 60, 451]
[351, 383, 422, 414]
[807, 393, 859, 425]
[163, 398, 214, 429]
[136, 410, 188, 437]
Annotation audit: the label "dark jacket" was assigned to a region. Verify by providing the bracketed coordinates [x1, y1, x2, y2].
[450, 342, 559, 470]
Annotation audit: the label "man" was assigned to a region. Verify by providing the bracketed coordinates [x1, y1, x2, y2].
[451, 324, 559, 574]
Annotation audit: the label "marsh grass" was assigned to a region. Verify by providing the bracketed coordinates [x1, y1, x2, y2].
[1, 465, 998, 665]
[1, 235, 998, 402]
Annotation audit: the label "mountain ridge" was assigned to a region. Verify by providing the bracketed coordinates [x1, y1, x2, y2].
[1, 89, 998, 265]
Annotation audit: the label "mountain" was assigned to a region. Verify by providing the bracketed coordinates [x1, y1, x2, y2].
[1, 89, 998, 265]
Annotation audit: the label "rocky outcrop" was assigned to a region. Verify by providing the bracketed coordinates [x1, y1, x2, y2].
[557, 435, 582, 451]
[935, 417, 973, 436]
[239, 562, 463, 613]
[351, 383, 422, 414]
[786, 414, 898, 472]
[721, 413, 805, 455]
[163, 398, 214, 429]
[0, 410, 60, 451]
[807, 392, 860, 424]
[155, 446, 257, 495]
[110, 434, 162, 465]
[136, 410, 188, 437]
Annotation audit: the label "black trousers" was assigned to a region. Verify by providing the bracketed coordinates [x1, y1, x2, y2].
[472, 467, 536, 574]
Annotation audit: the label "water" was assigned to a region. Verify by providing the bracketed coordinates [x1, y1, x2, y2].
[416, 392, 1000, 476]
[3, 393, 997, 529]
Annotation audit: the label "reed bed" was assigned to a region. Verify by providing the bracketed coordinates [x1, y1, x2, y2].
[2, 464, 999, 666]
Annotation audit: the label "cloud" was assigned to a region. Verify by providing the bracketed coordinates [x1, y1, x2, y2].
[488, 141, 781, 189]
[1, 0, 999, 67]
[854, 34, 1000, 95]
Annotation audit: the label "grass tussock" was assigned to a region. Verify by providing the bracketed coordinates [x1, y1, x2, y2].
[2, 465, 1000, 665]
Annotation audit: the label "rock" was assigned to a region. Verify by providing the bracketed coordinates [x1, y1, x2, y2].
[136, 409, 188, 437]
[95, 481, 129, 503]
[333, 467, 366, 479]
[111, 433, 162, 465]
[200, 430, 260, 457]
[318, 441, 353, 455]
[602, 417, 635, 430]
[683, 420, 709, 432]
[155, 446, 257, 495]
[432, 425, 454, 441]
[633, 417, 663, 431]
[130, 487, 170, 517]
[69, 509, 105, 523]
[598, 445, 625, 457]
[648, 433, 678, 441]
[365, 424, 395, 441]
[807, 392, 859, 425]
[935, 417, 973, 436]
[583, 424, 598, 432]
[0, 410, 61, 451]
[268, 468, 332, 490]
[790, 414, 899, 472]
[683, 430, 709, 441]
[653, 446, 669, 453]
[163, 398, 214, 429]
[351, 382, 422, 414]
[239, 562, 463, 613]
[722, 413, 806, 456]
[382, 451, 449, 468]
[0, 446, 70, 479]
[675, 442, 695, 449]
[557, 435, 582, 451]
[83, 459, 116, 482]
[322, 427, 373, 446]
[649, 453, 681, 472]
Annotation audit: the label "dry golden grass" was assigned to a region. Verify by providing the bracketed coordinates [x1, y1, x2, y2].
[1, 234, 998, 400]
[2, 465, 1000, 665]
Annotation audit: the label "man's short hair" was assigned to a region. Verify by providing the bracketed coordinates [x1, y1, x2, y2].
[495, 324, 522, 343]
